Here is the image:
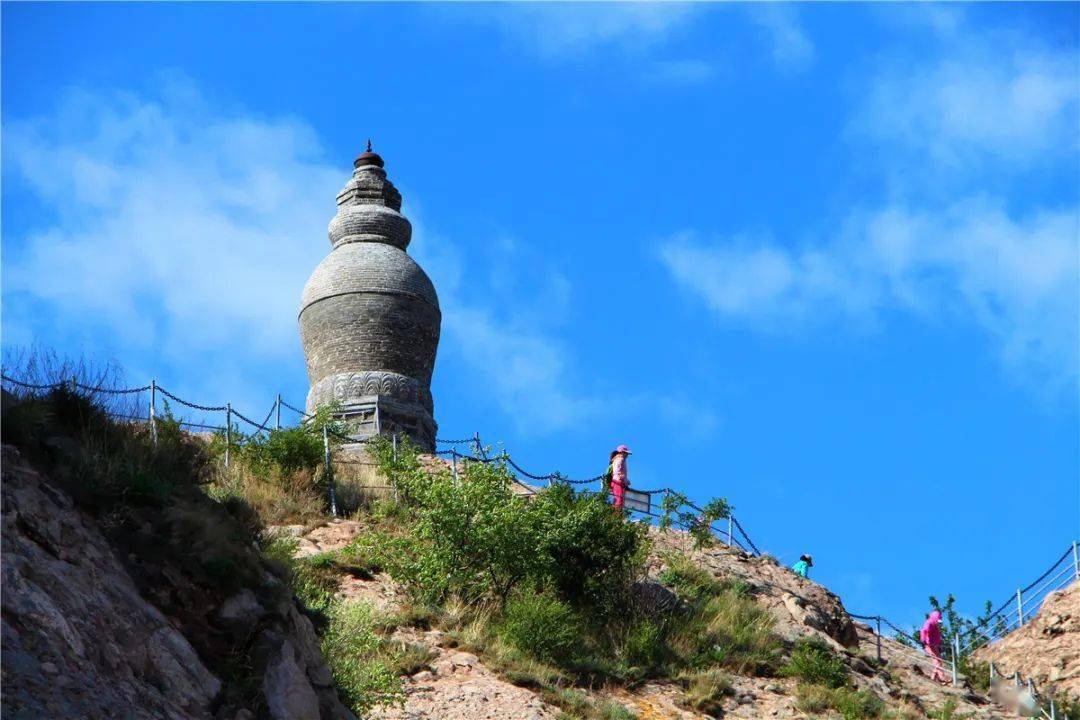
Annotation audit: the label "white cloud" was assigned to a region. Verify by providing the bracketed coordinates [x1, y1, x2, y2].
[855, 43, 1078, 169]
[471, 3, 701, 59]
[660, 199, 1079, 387]
[3, 84, 339, 362]
[660, 16, 1079, 391]
[2, 82, 605, 432]
[748, 5, 815, 72]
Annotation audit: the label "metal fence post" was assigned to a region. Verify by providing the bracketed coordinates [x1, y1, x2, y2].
[1017, 588, 1024, 628]
[953, 635, 961, 683]
[950, 642, 957, 686]
[225, 403, 232, 469]
[149, 380, 158, 447]
[1073, 541, 1079, 582]
[324, 425, 337, 517]
[392, 433, 398, 462]
[473, 432, 482, 457]
[727, 516, 734, 547]
[875, 617, 882, 662]
[276, 393, 282, 430]
[451, 451, 459, 484]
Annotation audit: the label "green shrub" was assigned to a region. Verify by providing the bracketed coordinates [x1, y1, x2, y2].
[618, 617, 669, 671]
[781, 638, 850, 688]
[321, 603, 404, 715]
[529, 483, 649, 616]
[372, 437, 648, 618]
[796, 683, 884, 719]
[242, 427, 324, 480]
[499, 591, 582, 664]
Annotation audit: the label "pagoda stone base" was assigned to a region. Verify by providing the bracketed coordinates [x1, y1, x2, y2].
[307, 393, 436, 452]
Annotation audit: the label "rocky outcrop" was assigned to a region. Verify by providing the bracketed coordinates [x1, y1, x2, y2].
[2, 447, 220, 719]
[974, 582, 1080, 701]
[647, 527, 860, 649]
[1, 446, 356, 720]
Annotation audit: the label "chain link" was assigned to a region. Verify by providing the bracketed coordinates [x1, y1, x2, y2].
[1, 374, 64, 390]
[157, 386, 228, 413]
[279, 398, 313, 419]
[75, 381, 151, 394]
[232, 408, 271, 434]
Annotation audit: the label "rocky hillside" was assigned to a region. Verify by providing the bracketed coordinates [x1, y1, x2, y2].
[974, 583, 1079, 701]
[0, 382, 1026, 720]
[276, 517, 1004, 719]
[2, 445, 356, 720]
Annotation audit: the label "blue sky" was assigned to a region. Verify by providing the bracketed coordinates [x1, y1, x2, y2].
[3, 2, 1078, 628]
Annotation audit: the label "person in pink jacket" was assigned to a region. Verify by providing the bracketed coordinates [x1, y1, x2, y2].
[920, 609, 948, 684]
[610, 445, 631, 510]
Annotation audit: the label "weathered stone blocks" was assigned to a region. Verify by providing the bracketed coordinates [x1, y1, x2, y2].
[299, 148, 440, 450]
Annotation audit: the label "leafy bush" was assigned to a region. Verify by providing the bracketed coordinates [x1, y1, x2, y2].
[321, 603, 404, 716]
[781, 638, 850, 689]
[529, 483, 649, 616]
[796, 683, 884, 719]
[372, 437, 649, 617]
[498, 591, 582, 664]
[243, 427, 324, 479]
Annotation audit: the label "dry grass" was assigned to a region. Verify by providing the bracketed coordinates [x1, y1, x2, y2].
[331, 454, 397, 515]
[207, 463, 324, 525]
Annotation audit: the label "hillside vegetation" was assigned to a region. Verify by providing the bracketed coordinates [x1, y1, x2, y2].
[1, 358, 1008, 719]
[212, 433, 1005, 720]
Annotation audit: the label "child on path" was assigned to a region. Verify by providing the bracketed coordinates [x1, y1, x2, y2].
[792, 554, 813, 578]
[610, 445, 631, 510]
[920, 609, 949, 684]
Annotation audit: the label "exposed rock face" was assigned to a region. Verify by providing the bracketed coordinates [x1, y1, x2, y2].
[1, 447, 357, 720]
[2, 449, 220, 719]
[974, 582, 1080, 701]
[647, 527, 861, 649]
[299, 146, 440, 451]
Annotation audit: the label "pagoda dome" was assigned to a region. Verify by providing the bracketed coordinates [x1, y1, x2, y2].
[298, 144, 441, 450]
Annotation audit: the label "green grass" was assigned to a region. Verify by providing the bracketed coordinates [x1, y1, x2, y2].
[781, 638, 850, 689]
[796, 683, 884, 719]
[678, 668, 734, 714]
[926, 698, 973, 720]
[321, 603, 405, 715]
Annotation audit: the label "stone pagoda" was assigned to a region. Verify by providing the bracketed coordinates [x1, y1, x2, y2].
[299, 144, 440, 450]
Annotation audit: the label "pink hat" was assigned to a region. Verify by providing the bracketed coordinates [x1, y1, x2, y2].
[615, 444, 632, 455]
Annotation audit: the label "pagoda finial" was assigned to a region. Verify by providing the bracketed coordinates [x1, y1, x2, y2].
[354, 140, 385, 169]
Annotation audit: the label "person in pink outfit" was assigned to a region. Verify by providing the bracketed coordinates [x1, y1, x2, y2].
[610, 445, 631, 510]
[920, 609, 948, 684]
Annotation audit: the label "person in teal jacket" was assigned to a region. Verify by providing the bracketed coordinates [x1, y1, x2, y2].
[792, 554, 813, 578]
